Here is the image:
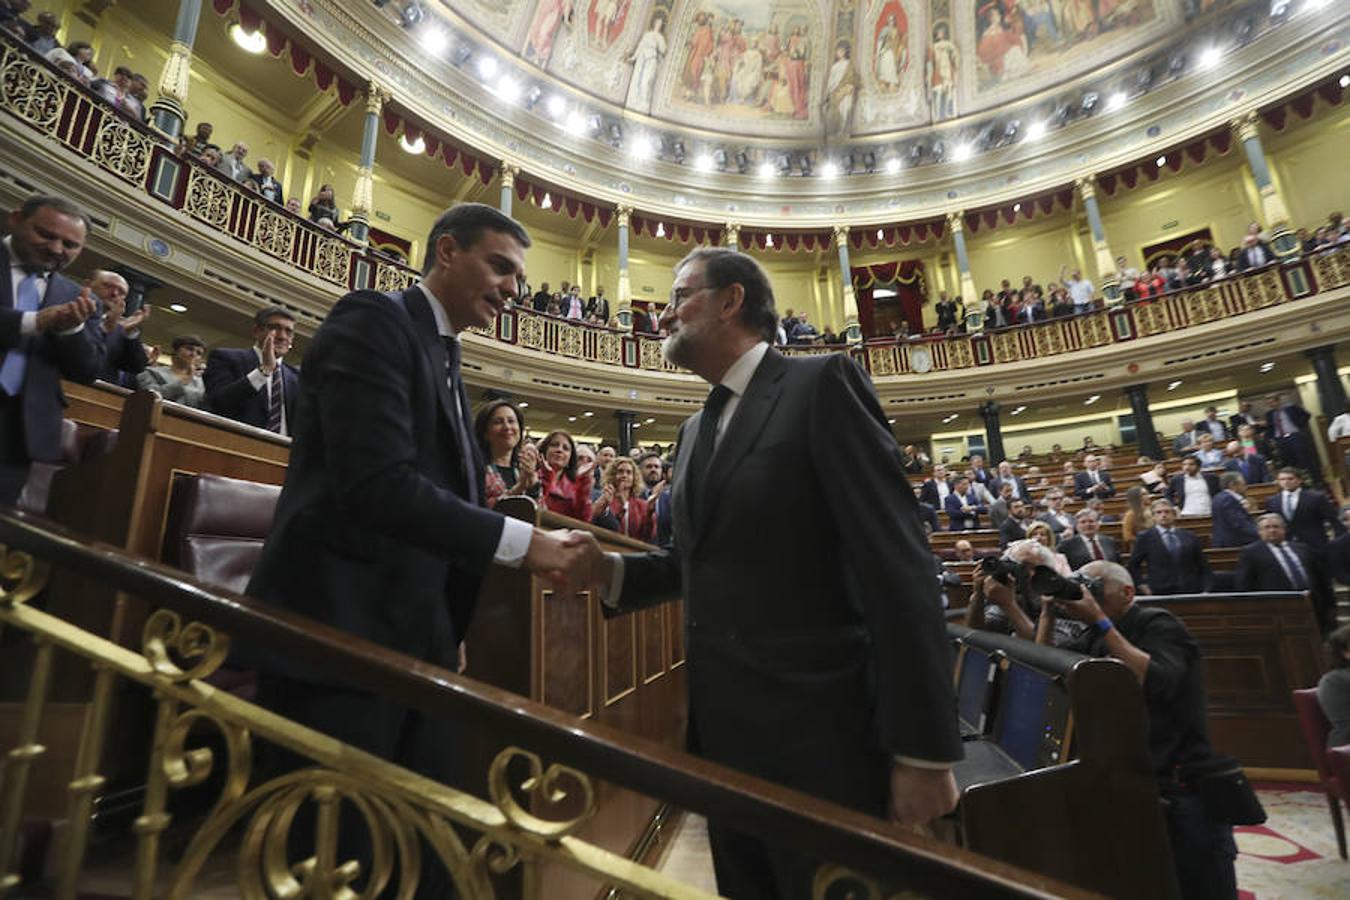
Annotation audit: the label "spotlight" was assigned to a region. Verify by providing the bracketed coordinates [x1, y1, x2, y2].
[563, 110, 585, 135]
[476, 55, 498, 80]
[1156, 155, 1167, 167]
[1105, 91, 1127, 112]
[1026, 120, 1047, 140]
[495, 77, 521, 103]
[862, 151, 876, 173]
[546, 94, 565, 117]
[734, 149, 749, 173]
[671, 140, 686, 163]
[821, 160, 839, 178]
[757, 160, 776, 178]
[418, 27, 448, 55]
[630, 135, 655, 159]
[399, 133, 425, 154]
[694, 153, 713, 172]
[952, 142, 973, 162]
[1197, 46, 1222, 70]
[1342, 74, 1350, 89]
[451, 44, 472, 67]
[230, 23, 266, 54]
[885, 156, 901, 173]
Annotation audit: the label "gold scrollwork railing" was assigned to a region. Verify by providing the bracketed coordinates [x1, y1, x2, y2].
[0, 512, 1067, 899]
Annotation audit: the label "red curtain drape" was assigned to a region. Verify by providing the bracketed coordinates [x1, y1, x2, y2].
[851, 261, 926, 338]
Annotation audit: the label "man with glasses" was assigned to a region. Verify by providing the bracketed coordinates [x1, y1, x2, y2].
[204, 306, 300, 434]
[573, 247, 960, 896]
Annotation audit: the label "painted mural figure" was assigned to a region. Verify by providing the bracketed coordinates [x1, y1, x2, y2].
[824, 40, 858, 137]
[925, 21, 958, 121]
[873, 2, 909, 93]
[681, 11, 715, 99]
[976, 5, 1028, 80]
[525, 0, 574, 67]
[783, 26, 810, 119]
[1021, 0, 1060, 51]
[626, 14, 667, 114]
[587, 0, 631, 49]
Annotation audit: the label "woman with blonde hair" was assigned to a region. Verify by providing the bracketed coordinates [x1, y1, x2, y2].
[1024, 520, 1072, 575]
[590, 457, 657, 541]
[1121, 485, 1154, 546]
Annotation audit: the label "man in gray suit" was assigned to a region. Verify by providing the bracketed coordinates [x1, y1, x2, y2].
[1058, 508, 1120, 570]
[580, 248, 961, 897]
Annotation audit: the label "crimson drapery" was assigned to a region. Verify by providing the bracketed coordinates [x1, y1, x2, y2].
[848, 220, 945, 249]
[210, 0, 356, 105]
[851, 261, 926, 338]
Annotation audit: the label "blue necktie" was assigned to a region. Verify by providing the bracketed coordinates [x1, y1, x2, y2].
[1275, 544, 1307, 590]
[0, 274, 40, 395]
[1162, 529, 1179, 556]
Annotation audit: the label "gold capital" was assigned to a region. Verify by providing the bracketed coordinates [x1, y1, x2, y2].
[615, 205, 632, 228]
[499, 162, 518, 189]
[1075, 176, 1097, 203]
[365, 85, 387, 116]
[1230, 110, 1261, 145]
[945, 211, 965, 234]
[832, 224, 850, 245]
[723, 222, 741, 247]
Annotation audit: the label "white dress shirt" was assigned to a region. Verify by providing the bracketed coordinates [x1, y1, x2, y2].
[5, 237, 86, 338]
[1180, 475, 1212, 516]
[421, 281, 532, 567]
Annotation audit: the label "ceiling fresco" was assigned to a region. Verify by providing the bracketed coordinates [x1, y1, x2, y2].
[436, 0, 1248, 139]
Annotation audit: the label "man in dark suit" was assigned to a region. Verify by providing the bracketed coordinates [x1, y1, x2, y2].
[990, 460, 1030, 503]
[918, 462, 952, 509]
[1073, 453, 1116, 499]
[1058, 509, 1120, 569]
[249, 204, 591, 896]
[1127, 499, 1213, 595]
[1037, 490, 1076, 538]
[1211, 472, 1260, 548]
[0, 195, 104, 504]
[1235, 233, 1275, 271]
[530, 281, 551, 312]
[580, 247, 961, 897]
[246, 158, 284, 206]
[1229, 400, 1263, 437]
[1265, 467, 1344, 549]
[1235, 514, 1317, 594]
[634, 304, 662, 334]
[999, 498, 1034, 547]
[203, 307, 301, 434]
[1265, 393, 1320, 480]
[944, 475, 987, 531]
[89, 270, 151, 389]
[1223, 442, 1269, 485]
[1196, 405, 1228, 442]
[584, 285, 610, 322]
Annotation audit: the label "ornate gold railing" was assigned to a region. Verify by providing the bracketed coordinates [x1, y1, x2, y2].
[0, 512, 1073, 899]
[3, 28, 1340, 381]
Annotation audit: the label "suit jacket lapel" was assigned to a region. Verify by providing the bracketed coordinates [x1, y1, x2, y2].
[694, 349, 785, 540]
[404, 287, 459, 431]
[672, 417, 698, 547]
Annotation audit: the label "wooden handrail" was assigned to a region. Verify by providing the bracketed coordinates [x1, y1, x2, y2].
[0, 509, 1087, 897]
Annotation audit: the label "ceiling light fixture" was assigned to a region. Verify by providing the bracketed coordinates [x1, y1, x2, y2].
[821, 160, 840, 178]
[418, 27, 449, 56]
[495, 77, 520, 103]
[1167, 380, 1183, 391]
[230, 23, 266, 54]
[630, 135, 655, 159]
[1156, 155, 1167, 167]
[546, 95, 566, 117]
[885, 157, 901, 174]
[757, 161, 776, 178]
[476, 55, 498, 80]
[952, 142, 974, 162]
[1084, 394, 1101, 405]
[765, 234, 775, 247]
[582, 411, 594, 417]
[655, 222, 666, 237]
[1197, 46, 1222, 70]
[567, 415, 576, 422]
[1012, 202, 1022, 212]
[398, 134, 425, 154]
[876, 229, 884, 240]
[644, 417, 655, 424]
[1106, 92, 1127, 112]
[693, 153, 713, 172]
[563, 111, 586, 135]
[540, 192, 552, 209]
[1341, 74, 1350, 89]
[518, 402, 529, 408]
[1026, 120, 1047, 141]
[168, 303, 188, 313]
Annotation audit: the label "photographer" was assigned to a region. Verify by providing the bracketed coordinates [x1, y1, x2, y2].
[1045, 560, 1240, 900]
[965, 539, 1086, 648]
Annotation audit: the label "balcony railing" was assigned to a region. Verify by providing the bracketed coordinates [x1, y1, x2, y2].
[1, 28, 1347, 380]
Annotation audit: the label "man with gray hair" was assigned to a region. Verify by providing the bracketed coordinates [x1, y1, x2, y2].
[972, 538, 1086, 647]
[1210, 471, 1259, 548]
[1046, 560, 1237, 897]
[578, 246, 960, 895]
[88, 269, 152, 388]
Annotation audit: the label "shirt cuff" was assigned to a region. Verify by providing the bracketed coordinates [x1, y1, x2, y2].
[600, 552, 625, 608]
[894, 756, 955, 770]
[246, 367, 269, 391]
[20, 311, 36, 336]
[492, 516, 533, 567]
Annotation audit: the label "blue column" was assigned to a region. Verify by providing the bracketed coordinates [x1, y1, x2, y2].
[615, 206, 632, 329]
[347, 89, 383, 244]
[1233, 112, 1295, 255]
[499, 164, 516, 216]
[149, 0, 203, 139]
[833, 226, 860, 342]
[947, 212, 977, 308]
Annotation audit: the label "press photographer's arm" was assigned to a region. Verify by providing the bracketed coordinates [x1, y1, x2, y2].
[1046, 574, 1152, 683]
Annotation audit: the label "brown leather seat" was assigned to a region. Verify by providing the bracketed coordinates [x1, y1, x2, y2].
[161, 472, 281, 596]
[18, 420, 118, 513]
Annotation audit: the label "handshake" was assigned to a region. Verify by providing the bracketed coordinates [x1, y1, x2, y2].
[523, 527, 610, 593]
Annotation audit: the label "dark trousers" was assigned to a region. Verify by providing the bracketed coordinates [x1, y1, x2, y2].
[0, 393, 30, 506]
[1162, 789, 1237, 900]
[255, 676, 459, 899]
[1276, 433, 1322, 483]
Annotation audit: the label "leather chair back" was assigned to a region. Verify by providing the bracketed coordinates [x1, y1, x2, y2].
[161, 473, 281, 595]
[1292, 688, 1335, 784]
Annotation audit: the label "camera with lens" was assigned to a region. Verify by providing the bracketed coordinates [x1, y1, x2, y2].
[978, 555, 1026, 586]
[1029, 566, 1104, 603]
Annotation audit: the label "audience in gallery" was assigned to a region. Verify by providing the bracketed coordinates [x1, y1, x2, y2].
[138, 334, 206, 408]
[473, 400, 541, 509]
[537, 430, 594, 521]
[590, 457, 657, 542]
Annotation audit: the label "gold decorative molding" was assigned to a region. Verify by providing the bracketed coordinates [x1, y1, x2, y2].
[724, 222, 740, 247]
[155, 40, 193, 106]
[945, 211, 965, 235]
[615, 204, 632, 229]
[349, 164, 375, 220]
[1231, 110, 1262, 145]
[364, 83, 387, 116]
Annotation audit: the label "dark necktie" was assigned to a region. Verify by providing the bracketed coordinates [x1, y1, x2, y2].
[1275, 544, 1307, 590]
[442, 336, 481, 506]
[1090, 537, 1103, 561]
[266, 367, 283, 433]
[1162, 528, 1179, 556]
[686, 385, 733, 520]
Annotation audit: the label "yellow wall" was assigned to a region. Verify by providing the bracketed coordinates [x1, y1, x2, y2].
[964, 214, 1082, 297]
[1265, 103, 1350, 230]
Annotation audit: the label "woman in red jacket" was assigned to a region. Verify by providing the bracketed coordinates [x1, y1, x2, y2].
[538, 430, 594, 520]
[590, 457, 657, 541]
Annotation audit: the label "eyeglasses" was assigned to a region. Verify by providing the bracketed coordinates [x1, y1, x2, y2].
[668, 283, 713, 310]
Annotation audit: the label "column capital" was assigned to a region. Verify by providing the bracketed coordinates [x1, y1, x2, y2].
[498, 161, 518, 187]
[723, 222, 740, 246]
[832, 224, 850, 245]
[1074, 175, 1097, 202]
[615, 204, 633, 224]
[364, 84, 387, 116]
[1229, 110, 1261, 144]
[945, 211, 965, 234]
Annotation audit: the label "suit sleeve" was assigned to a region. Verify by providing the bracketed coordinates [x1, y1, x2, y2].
[810, 354, 961, 764]
[309, 296, 504, 573]
[1127, 534, 1148, 589]
[203, 349, 261, 418]
[614, 419, 688, 613]
[43, 284, 105, 384]
[1234, 547, 1257, 592]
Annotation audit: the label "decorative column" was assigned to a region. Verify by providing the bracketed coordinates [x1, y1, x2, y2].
[347, 86, 385, 244]
[615, 410, 637, 456]
[1305, 346, 1347, 419]
[1077, 176, 1120, 302]
[498, 162, 517, 216]
[1231, 112, 1295, 256]
[833, 225, 861, 342]
[946, 212, 977, 311]
[724, 222, 740, 249]
[1125, 385, 1163, 461]
[615, 205, 633, 329]
[979, 401, 1006, 466]
[149, 0, 203, 139]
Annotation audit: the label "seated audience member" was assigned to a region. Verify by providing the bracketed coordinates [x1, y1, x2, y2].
[474, 399, 540, 508]
[25, 10, 58, 54]
[1169, 456, 1218, 517]
[999, 497, 1034, 547]
[1018, 444, 1034, 461]
[1197, 405, 1228, 441]
[944, 475, 986, 531]
[590, 457, 656, 541]
[1073, 453, 1115, 500]
[137, 334, 206, 408]
[538, 430, 594, 520]
[247, 159, 284, 205]
[1223, 440, 1269, 485]
[1265, 467, 1344, 548]
[1038, 490, 1076, 539]
[1140, 461, 1169, 496]
[1172, 420, 1199, 456]
[970, 538, 1082, 647]
[918, 462, 952, 509]
[203, 306, 299, 434]
[988, 481, 1015, 531]
[1058, 509, 1120, 569]
[1127, 499, 1212, 595]
[1047, 561, 1238, 898]
[89, 65, 133, 112]
[1236, 513, 1315, 595]
[952, 539, 976, 563]
[1025, 465, 1048, 490]
[309, 184, 341, 226]
[179, 122, 218, 159]
[1319, 625, 1350, 747]
[1193, 433, 1223, 469]
[1210, 472, 1260, 548]
[89, 270, 151, 387]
